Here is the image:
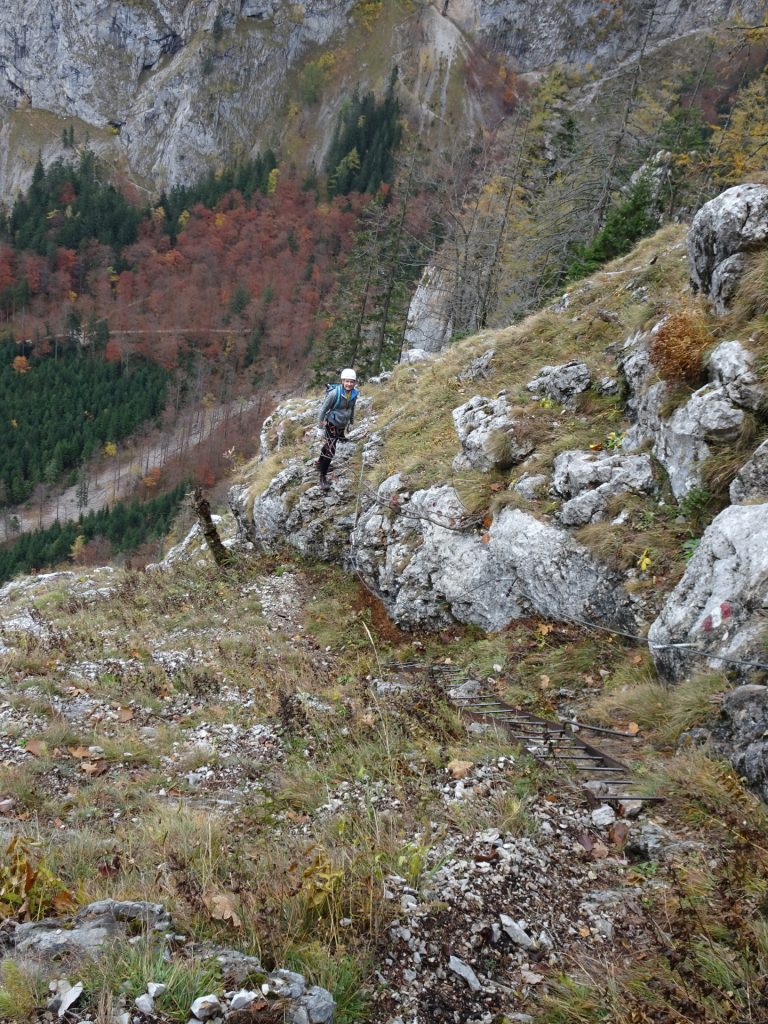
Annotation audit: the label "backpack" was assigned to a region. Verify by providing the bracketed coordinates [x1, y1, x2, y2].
[324, 382, 358, 409]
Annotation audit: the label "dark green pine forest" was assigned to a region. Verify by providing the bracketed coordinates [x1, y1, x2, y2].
[0, 338, 167, 505]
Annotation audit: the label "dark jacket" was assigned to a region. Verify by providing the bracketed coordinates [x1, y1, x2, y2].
[318, 385, 358, 429]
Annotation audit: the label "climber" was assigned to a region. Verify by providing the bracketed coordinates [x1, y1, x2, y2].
[316, 368, 358, 490]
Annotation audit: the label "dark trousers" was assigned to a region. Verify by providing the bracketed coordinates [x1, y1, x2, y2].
[318, 423, 342, 476]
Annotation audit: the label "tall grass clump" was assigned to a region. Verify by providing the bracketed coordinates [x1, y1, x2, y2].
[650, 305, 712, 384]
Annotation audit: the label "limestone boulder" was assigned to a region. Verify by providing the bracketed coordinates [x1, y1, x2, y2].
[688, 183, 768, 312]
[730, 439, 768, 503]
[352, 477, 635, 632]
[458, 349, 496, 384]
[231, 458, 357, 561]
[709, 685, 768, 803]
[648, 503, 768, 681]
[452, 394, 534, 471]
[512, 473, 548, 500]
[708, 340, 763, 411]
[655, 384, 744, 500]
[13, 900, 171, 964]
[620, 329, 748, 500]
[552, 449, 656, 525]
[526, 360, 591, 406]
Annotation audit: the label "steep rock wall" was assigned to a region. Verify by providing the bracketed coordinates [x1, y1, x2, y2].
[1, 0, 764, 200]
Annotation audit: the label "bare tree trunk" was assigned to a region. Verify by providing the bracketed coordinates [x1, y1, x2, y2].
[592, 0, 658, 232]
[191, 488, 233, 568]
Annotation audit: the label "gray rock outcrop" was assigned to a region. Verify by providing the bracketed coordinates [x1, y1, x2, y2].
[352, 476, 635, 631]
[526, 361, 591, 407]
[12, 900, 171, 963]
[404, 264, 453, 352]
[730, 439, 768, 504]
[648, 503, 768, 681]
[234, 458, 356, 561]
[710, 685, 768, 803]
[620, 329, 757, 501]
[259, 398, 317, 458]
[688, 183, 768, 312]
[656, 385, 745, 500]
[0, 0, 359, 194]
[458, 349, 496, 384]
[452, 394, 534, 471]
[552, 449, 655, 525]
[708, 340, 763, 411]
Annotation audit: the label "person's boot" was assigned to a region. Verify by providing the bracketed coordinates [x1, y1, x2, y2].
[317, 455, 331, 489]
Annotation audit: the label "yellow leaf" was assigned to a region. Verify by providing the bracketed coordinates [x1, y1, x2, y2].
[539, 674, 550, 689]
[627, 722, 640, 735]
[637, 548, 652, 572]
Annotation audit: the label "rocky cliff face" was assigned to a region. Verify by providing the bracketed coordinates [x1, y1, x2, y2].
[0, 0, 357, 197]
[1, 0, 764, 201]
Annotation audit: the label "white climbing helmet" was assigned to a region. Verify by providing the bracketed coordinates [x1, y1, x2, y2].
[340, 368, 357, 382]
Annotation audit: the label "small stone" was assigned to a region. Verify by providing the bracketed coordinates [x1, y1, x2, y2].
[500, 914, 535, 949]
[591, 804, 616, 828]
[619, 799, 643, 819]
[135, 993, 154, 1015]
[269, 969, 305, 999]
[229, 990, 259, 1011]
[56, 982, 83, 1017]
[520, 968, 544, 985]
[147, 983, 166, 998]
[299, 985, 336, 1023]
[190, 995, 222, 1020]
[448, 955, 481, 991]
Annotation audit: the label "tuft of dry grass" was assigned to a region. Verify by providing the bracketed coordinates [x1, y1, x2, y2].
[650, 303, 713, 384]
[587, 668, 728, 746]
[730, 248, 768, 326]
